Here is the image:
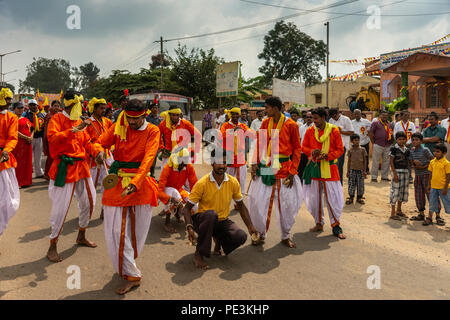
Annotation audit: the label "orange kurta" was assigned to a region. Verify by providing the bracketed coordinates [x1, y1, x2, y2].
[301, 126, 344, 181]
[218, 120, 255, 167]
[95, 122, 160, 207]
[255, 117, 301, 178]
[158, 119, 201, 154]
[86, 116, 113, 168]
[158, 164, 198, 205]
[47, 112, 99, 183]
[0, 110, 18, 171]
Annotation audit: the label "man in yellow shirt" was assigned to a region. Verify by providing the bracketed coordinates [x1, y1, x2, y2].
[182, 149, 258, 270]
[425, 143, 450, 226]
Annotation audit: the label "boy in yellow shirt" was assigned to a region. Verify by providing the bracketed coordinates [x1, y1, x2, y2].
[425, 143, 450, 226]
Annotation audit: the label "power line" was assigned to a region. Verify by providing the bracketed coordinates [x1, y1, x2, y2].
[240, 0, 450, 16]
[163, 0, 360, 42]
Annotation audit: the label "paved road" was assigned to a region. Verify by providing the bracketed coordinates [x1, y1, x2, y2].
[1, 160, 450, 300]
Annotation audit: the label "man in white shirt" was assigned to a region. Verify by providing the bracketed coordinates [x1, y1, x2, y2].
[439, 108, 450, 161]
[250, 110, 264, 131]
[216, 107, 227, 129]
[394, 110, 416, 146]
[328, 108, 354, 184]
[352, 109, 372, 173]
[298, 111, 313, 183]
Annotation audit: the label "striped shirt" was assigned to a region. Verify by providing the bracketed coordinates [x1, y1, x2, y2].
[409, 146, 434, 175]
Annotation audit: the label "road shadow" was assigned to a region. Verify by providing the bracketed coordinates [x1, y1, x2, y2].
[62, 274, 125, 300]
[22, 180, 49, 194]
[407, 221, 450, 243]
[165, 231, 338, 286]
[19, 217, 104, 243]
[145, 214, 186, 246]
[0, 245, 78, 285]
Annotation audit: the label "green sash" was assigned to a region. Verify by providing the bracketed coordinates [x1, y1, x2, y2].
[302, 159, 337, 185]
[109, 160, 141, 174]
[54, 155, 83, 187]
[256, 157, 290, 186]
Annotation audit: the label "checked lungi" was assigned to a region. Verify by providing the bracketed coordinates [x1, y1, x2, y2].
[348, 169, 365, 199]
[389, 169, 409, 206]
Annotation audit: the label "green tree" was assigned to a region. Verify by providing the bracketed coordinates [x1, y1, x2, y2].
[258, 21, 327, 86]
[150, 53, 171, 70]
[19, 57, 72, 93]
[170, 45, 225, 109]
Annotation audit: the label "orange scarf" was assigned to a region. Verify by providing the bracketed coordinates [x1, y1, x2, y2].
[401, 121, 411, 140]
[379, 119, 391, 141]
[33, 112, 41, 131]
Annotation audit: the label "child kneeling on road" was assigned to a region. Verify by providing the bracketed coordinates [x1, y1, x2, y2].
[389, 131, 410, 220]
[346, 134, 367, 205]
[424, 143, 449, 226]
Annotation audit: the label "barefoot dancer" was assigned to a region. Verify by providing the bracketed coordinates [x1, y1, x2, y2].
[248, 96, 303, 248]
[95, 99, 159, 295]
[46, 92, 99, 262]
[302, 107, 346, 239]
[0, 88, 20, 240]
[86, 98, 113, 220]
[182, 149, 258, 270]
[158, 148, 198, 233]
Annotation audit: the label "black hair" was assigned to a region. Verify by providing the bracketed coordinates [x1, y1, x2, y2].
[395, 113, 400, 119]
[380, 110, 388, 115]
[12, 102, 23, 109]
[328, 108, 339, 117]
[119, 95, 128, 102]
[428, 112, 439, 120]
[411, 132, 423, 141]
[241, 109, 248, 113]
[434, 143, 447, 154]
[125, 99, 146, 112]
[51, 100, 60, 106]
[395, 131, 407, 140]
[210, 148, 227, 163]
[290, 109, 299, 116]
[400, 110, 409, 116]
[265, 96, 282, 110]
[64, 91, 75, 100]
[350, 133, 360, 141]
[311, 107, 327, 118]
[256, 109, 263, 114]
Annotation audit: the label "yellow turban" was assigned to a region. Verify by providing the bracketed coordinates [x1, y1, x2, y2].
[63, 95, 82, 121]
[0, 88, 13, 106]
[225, 107, 241, 118]
[87, 97, 106, 114]
[161, 108, 182, 130]
[167, 148, 190, 170]
[114, 109, 147, 141]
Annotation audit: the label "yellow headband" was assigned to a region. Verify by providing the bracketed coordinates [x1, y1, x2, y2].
[225, 107, 241, 118]
[168, 108, 182, 115]
[87, 97, 107, 114]
[114, 110, 146, 141]
[168, 148, 190, 169]
[0, 88, 13, 106]
[63, 95, 82, 121]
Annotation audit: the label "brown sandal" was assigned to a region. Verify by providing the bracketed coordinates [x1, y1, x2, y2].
[423, 217, 433, 226]
[356, 198, 365, 204]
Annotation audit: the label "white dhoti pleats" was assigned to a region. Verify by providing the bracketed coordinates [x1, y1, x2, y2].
[248, 175, 303, 240]
[303, 180, 344, 227]
[0, 168, 20, 235]
[226, 165, 248, 195]
[32, 137, 44, 177]
[48, 177, 96, 242]
[163, 187, 198, 212]
[90, 166, 107, 193]
[103, 205, 153, 280]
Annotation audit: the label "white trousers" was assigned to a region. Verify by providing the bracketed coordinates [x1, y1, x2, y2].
[48, 177, 96, 241]
[303, 180, 344, 227]
[248, 175, 303, 240]
[163, 187, 198, 212]
[0, 168, 20, 235]
[32, 137, 44, 177]
[103, 205, 153, 280]
[227, 165, 248, 195]
[90, 167, 107, 193]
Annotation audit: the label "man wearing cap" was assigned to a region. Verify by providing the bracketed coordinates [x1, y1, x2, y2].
[24, 99, 45, 178]
[218, 107, 255, 195]
[0, 88, 20, 240]
[95, 98, 160, 295]
[158, 148, 198, 233]
[158, 105, 201, 170]
[46, 91, 100, 263]
[12, 102, 34, 188]
[86, 98, 113, 220]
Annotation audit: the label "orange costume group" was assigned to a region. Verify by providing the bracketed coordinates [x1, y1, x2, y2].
[248, 114, 303, 241]
[0, 88, 20, 236]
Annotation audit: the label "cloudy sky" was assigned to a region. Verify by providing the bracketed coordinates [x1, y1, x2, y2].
[0, 0, 449, 91]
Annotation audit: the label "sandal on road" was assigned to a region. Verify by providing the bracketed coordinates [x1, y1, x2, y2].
[396, 212, 408, 219]
[436, 216, 446, 226]
[410, 214, 425, 221]
[390, 215, 402, 221]
[345, 198, 353, 205]
[423, 217, 433, 226]
[356, 198, 365, 204]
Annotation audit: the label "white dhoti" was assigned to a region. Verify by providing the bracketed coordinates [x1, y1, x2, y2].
[163, 187, 198, 212]
[90, 166, 107, 192]
[248, 175, 303, 240]
[48, 177, 95, 242]
[103, 205, 153, 280]
[226, 165, 247, 195]
[0, 168, 20, 235]
[32, 137, 44, 177]
[303, 180, 344, 227]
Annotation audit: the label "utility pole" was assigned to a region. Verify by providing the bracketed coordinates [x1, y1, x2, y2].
[160, 36, 164, 90]
[324, 22, 329, 108]
[0, 50, 21, 87]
